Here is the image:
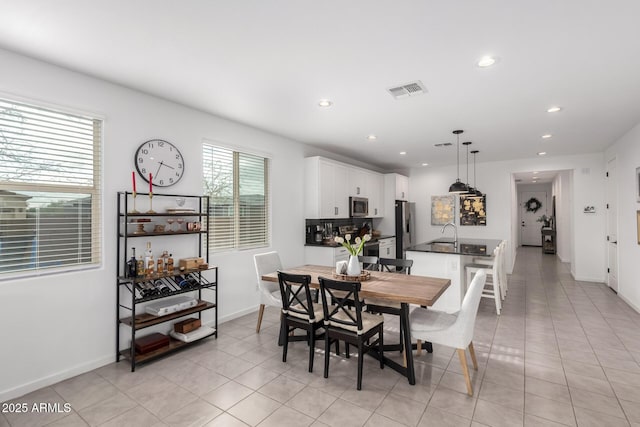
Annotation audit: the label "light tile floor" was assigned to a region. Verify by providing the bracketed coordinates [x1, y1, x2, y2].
[3, 247, 640, 426]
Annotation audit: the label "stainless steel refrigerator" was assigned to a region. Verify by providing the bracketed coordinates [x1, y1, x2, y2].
[395, 200, 415, 259]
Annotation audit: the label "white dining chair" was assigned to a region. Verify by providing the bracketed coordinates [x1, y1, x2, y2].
[254, 251, 283, 333]
[410, 270, 487, 396]
[465, 245, 501, 314]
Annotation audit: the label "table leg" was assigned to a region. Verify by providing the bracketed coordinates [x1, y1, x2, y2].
[400, 303, 416, 385]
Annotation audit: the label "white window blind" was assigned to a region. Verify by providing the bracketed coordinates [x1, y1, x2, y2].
[0, 98, 102, 277]
[203, 143, 269, 252]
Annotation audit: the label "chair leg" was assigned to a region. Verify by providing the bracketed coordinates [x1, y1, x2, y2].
[256, 304, 265, 333]
[346, 342, 350, 358]
[308, 327, 315, 373]
[468, 342, 478, 370]
[417, 339, 422, 357]
[457, 348, 473, 396]
[379, 326, 384, 369]
[283, 325, 289, 363]
[324, 334, 330, 379]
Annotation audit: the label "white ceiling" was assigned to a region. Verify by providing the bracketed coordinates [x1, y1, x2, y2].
[1, 1, 640, 171]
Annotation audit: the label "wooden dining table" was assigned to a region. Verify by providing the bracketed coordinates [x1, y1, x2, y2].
[261, 264, 450, 385]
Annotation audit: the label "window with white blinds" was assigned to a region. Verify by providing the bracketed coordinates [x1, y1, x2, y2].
[0, 98, 102, 277]
[202, 143, 269, 252]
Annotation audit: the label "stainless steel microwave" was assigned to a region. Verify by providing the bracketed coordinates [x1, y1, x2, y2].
[349, 196, 369, 217]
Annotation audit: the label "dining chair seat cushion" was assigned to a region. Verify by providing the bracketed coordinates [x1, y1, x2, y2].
[328, 310, 383, 335]
[287, 303, 327, 323]
[410, 308, 458, 334]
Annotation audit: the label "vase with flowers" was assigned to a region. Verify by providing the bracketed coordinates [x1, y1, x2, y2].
[334, 233, 372, 276]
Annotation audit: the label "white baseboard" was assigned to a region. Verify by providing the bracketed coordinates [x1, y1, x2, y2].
[619, 293, 640, 314]
[216, 306, 259, 324]
[572, 275, 606, 283]
[0, 355, 113, 403]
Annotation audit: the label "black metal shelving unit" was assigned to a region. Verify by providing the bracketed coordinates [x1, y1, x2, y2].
[116, 191, 217, 371]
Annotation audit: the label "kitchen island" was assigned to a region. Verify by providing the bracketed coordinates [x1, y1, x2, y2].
[406, 238, 502, 313]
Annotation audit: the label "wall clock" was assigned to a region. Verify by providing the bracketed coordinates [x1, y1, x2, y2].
[135, 139, 184, 187]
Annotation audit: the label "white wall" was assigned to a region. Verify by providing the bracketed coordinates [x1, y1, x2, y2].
[408, 152, 606, 280]
[0, 48, 318, 401]
[605, 121, 640, 313]
[552, 171, 573, 263]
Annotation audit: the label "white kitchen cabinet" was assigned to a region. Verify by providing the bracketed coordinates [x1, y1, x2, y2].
[348, 169, 368, 197]
[305, 157, 349, 218]
[304, 245, 350, 267]
[367, 172, 384, 218]
[395, 174, 409, 201]
[379, 237, 396, 259]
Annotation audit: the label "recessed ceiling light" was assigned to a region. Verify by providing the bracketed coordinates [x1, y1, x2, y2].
[533, 180, 538, 183]
[400, 151, 407, 155]
[537, 151, 547, 156]
[367, 135, 377, 141]
[318, 99, 333, 107]
[547, 106, 562, 113]
[542, 134, 552, 139]
[532, 171, 538, 174]
[421, 162, 429, 166]
[477, 56, 497, 67]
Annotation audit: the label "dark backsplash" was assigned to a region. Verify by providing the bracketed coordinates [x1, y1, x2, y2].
[305, 218, 373, 244]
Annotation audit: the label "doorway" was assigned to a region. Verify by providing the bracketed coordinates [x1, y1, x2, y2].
[519, 189, 550, 246]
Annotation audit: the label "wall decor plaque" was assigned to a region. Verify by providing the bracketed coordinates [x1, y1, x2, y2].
[460, 195, 487, 226]
[431, 195, 455, 225]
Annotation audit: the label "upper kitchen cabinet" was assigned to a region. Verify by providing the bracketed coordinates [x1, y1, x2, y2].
[367, 172, 384, 218]
[348, 169, 368, 197]
[305, 157, 349, 219]
[390, 173, 409, 201]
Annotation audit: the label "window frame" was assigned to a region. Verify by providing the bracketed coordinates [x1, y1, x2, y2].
[202, 139, 271, 253]
[0, 95, 104, 280]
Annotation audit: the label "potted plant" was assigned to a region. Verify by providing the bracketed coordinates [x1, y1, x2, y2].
[537, 214, 551, 228]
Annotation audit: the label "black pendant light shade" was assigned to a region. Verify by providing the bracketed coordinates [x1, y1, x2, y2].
[449, 130, 470, 194]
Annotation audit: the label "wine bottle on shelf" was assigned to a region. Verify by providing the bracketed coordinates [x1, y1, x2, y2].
[144, 242, 154, 276]
[136, 256, 145, 278]
[161, 250, 169, 274]
[127, 248, 137, 277]
[153, 279, 171, 295]
[156, 257, 164, 276]
[167, 253, 174, 273]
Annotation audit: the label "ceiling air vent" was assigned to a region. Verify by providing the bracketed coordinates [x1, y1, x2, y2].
[387, 80, 427, 100]
[434, 143, 453, 147]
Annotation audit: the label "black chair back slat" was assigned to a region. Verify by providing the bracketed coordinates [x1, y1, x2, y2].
[278, 271, 315, 320]
[379, 257, 413, 275]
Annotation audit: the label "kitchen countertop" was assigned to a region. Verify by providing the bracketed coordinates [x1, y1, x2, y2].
[305, 235, 395, 247]
[407, 238, 502, 257]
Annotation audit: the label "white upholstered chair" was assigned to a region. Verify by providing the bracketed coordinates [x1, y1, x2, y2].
[410, 270, 487, 396]
[254, 251, 283, 333]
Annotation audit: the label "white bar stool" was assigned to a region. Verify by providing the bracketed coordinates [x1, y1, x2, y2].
[465, 245, 501, 315]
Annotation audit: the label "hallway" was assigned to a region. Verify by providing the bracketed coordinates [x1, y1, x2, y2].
[3, 247, 640, 426]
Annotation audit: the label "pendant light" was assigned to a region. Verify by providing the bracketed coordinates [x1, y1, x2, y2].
[469, 149, 483, 198]
[462, 141, 473, 195]
[449, 130, 469, 193]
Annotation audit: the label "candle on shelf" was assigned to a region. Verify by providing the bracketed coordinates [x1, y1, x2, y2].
[132, 171, 136, 195]
[149, 173, 153, 193]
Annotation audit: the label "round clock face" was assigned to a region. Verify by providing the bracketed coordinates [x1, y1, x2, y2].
[135, 139, 184, 187]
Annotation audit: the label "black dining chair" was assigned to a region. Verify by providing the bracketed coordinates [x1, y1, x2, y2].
[379, 257, 413, 275]
[318, 276, 384, 390]
[277, 271, 325, 372]
[358, 255, 380, 271]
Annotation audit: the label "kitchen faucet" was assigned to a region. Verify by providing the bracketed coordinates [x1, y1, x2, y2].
[441, 222, 458, 244]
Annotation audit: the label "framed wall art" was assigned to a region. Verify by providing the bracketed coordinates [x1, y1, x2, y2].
[431, 195, 455, 225]
[460, 195, 486, 226]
